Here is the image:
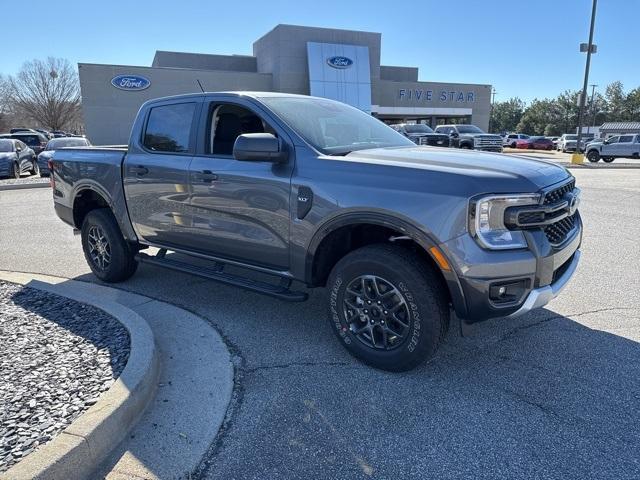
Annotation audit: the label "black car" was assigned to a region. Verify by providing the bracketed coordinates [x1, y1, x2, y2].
[390, 123, 450, 147]
[9, 132, 49, 156]
[0, 139, 38, 178]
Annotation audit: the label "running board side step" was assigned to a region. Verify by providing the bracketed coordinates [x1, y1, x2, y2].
[135, 252, 308, 302]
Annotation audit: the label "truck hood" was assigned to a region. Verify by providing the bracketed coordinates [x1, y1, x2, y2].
[343, 146, 570, 190]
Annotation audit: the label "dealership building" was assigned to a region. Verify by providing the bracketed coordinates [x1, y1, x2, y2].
[79, 24, 492, 145]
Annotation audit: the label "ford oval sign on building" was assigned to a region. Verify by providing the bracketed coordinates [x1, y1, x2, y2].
[326, 56, 353, 69]
[111, 75, 151, 91]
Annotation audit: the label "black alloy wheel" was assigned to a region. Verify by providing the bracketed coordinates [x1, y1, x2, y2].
[342, 274, 411, 351]
[87, 225, 112, 272]
[586, 150, 600, 163]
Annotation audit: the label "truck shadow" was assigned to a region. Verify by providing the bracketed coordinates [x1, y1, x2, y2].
[18, 265, 638, 478]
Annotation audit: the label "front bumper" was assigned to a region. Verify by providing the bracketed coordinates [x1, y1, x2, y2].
[443, 216, 582, 323]
[475, 146, 503, 153]
[507, 250, 580, 318]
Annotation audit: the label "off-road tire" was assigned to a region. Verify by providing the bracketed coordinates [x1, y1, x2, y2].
[327, 244, 449, 372]
[81, 208, 138, 282]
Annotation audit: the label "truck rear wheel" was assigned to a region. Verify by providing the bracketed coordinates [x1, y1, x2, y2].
[81, 208, 138, 282]
[602, 157, 615, 163]
[326, 244, 449, 372]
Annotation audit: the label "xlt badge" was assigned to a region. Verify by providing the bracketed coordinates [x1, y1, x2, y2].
[296, 186, 313, 219]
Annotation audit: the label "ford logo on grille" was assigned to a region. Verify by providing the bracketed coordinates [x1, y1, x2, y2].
[111, 75, 151, 91]
[326, 56, 354, 69]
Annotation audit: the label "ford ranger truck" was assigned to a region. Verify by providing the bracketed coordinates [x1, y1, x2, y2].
[50, 92, 582, 372]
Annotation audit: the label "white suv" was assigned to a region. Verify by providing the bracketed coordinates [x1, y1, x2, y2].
[503, 133, 529, 148]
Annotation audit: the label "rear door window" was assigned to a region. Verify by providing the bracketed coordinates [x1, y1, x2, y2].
[143, 102, 196, 153]
[619, 135, 633, 143]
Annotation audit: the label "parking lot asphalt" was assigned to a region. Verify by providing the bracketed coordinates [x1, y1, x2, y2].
[0, 169, 639, 479]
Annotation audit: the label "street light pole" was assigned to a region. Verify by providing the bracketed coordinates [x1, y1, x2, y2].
[573, 0, 598, 163]
[489, 88, 497, 132]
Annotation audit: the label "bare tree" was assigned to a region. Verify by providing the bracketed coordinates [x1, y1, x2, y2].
[8, 57, 81, 131]
[0, 74, 12, 132]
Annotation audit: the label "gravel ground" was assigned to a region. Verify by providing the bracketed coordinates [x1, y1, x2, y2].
[0, 281, 130, 472]
[0, 175, 49, 187]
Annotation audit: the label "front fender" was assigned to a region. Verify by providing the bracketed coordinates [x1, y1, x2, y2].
[304, 209, 469, 318]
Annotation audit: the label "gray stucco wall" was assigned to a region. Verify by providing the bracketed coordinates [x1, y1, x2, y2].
[380, 66, 418, 82]
[152, 51, 257, 72]
[78, 63, 272, 145]
[253, 24, 381, 95]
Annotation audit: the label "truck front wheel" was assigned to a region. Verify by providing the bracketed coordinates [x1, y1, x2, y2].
[587, 150, 600, 162]
[326, 244, 449, 372]
[81, 208, 138, 282]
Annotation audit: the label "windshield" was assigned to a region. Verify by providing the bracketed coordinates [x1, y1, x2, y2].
[260, 97, 414, 155]
[565, 135, 578, 140]
[455, 125, 484, 134]
[47, 138, 89, 150]
[0, 140, 13, 152]
[404, 124, 434, 134]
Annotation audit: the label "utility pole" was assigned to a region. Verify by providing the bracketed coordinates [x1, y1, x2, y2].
[573, 0, 598, 163]
[489, 88, 497, 132]
[589, 84, 598, 132]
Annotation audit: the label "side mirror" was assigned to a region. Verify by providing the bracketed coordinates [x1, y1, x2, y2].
[16, 147, 22, 152]
[233, 133, 288, 163]
[450, 131, 459, 138]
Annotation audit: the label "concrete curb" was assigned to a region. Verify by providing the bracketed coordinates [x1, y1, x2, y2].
[0, 271, 160, 480]
[0, 182, 50, 191]
[563, 163, 640, 170]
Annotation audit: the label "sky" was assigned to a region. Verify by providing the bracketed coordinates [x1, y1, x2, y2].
[2, 0, 637, 104]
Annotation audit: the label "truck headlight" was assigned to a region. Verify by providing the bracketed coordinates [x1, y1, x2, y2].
[469, 194, 541, 250]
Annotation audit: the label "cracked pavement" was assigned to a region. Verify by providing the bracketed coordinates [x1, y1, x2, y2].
[0, 168, 638, 479]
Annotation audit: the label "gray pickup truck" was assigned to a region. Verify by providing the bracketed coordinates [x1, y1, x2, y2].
[50, 92, 582, 371]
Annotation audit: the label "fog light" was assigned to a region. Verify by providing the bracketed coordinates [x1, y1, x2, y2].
[489, 279, 529, 304]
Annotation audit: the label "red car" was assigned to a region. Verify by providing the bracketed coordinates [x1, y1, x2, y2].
[516, 136, 554, 150]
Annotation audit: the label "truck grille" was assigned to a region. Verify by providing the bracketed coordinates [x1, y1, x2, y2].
[474, 136, 503, 148]
[544, 213, 577, 245]
[544, 179, 576, 205]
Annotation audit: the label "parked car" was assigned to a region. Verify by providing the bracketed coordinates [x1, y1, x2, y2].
[503, 133, 530, 148]
[434, 124, 503, 152]
[10, 128, 38, 134]
[526, 136, 555, 150]
[0, 139, 37, 178]
[585, 134, 640, 163]
[37, 136, 91, 176]
[390, 123, 450, 147]
[9, 132, 49, 156]
[557, 134, 592, 153]
[50, 92, 581, 372]
[35, 128, 53, 140]
[51, 130, 68, 138]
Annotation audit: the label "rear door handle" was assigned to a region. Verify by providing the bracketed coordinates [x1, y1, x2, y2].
[130, 165, 149, 176]
[198, 170, 218, 183]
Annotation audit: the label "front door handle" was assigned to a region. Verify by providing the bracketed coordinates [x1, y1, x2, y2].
[198, 170, 218, 183]
[130, 165, 149, 176]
